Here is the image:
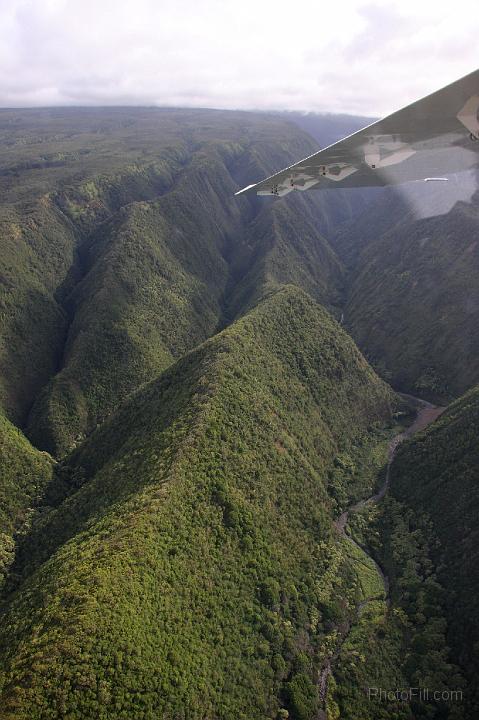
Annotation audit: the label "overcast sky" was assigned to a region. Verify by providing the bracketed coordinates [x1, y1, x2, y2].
[1, 0, 478, 116]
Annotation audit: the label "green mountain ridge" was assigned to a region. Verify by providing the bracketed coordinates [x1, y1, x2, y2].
[0, 415, 54, 589]
[0, 108, 347, 457]
[0, 286, 393, 719]
[0, 106, 478, 720]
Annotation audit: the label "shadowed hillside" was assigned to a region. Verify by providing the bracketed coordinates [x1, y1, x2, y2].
[329, 177, 479, 399]
[0, 415, 54, 590]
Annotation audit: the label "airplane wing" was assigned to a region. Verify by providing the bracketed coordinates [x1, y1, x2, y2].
[236, 69, 479, 197]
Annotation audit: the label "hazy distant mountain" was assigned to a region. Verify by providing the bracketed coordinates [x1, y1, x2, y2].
[273, 111, 375, 148]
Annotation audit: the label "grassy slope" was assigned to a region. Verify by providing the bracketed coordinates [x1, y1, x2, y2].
[386, 385, 479, 716]
[0, 286, 393, 720]
[0, 108, 346, 457]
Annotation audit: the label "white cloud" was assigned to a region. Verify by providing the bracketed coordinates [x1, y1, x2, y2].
[0, 0, 478, 115]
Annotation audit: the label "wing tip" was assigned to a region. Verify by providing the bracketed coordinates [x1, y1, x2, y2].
[234, 183, 257, 196]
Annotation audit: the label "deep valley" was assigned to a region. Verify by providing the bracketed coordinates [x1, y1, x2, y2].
[0, 107, 477, 720]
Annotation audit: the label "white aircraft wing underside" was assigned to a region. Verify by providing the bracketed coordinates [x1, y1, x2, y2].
[236, 69, 479, 197]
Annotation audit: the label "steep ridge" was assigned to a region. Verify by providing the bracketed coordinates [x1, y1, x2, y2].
[0, 197, 78, 426]
[1, 106, 478, 720]
[0, 286, 394, 720]
[386, 385, 479, 717]
[0, 414, 54, 589]
[225, 195, 344, 320]
[0, 108, 350, 457]
[25, 151, 241, 456]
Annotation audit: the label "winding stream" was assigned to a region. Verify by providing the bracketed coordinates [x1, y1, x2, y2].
[318, 394, 446, 709]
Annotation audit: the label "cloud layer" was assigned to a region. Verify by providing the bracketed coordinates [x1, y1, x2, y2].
[1, 0, 478, 115]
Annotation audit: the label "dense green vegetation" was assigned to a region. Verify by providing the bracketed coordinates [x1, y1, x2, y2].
[329, 597, 412, 720]
[0, 197, 76, 426]
[326, 425, 391, 514]
[327, 382, 479, 720]
[0, 286, 394, 719]
[0, 107, 349, 456]
[322, 435, 465, 720]
[385, 385, 479, 717]
[0, 414, 54, 589]
[1, 106, 478, 720]
[339, 490, 466, 720]
[3, 107, 477, 459]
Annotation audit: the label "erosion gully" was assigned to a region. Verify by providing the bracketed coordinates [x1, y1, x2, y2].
[317, 393, 446, 713]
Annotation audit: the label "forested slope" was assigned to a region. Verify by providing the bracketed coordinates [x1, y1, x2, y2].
[0, 414, 53, 589]
[1, 105, 478, 720]
[386, 385, 479, 716]
[0, 108, 348, 456]
[0, 287, 393, 720]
